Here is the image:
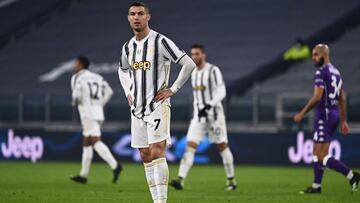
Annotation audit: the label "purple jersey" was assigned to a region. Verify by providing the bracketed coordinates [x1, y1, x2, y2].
[314, 63, 343, 115]
[313, 63, 342, 143]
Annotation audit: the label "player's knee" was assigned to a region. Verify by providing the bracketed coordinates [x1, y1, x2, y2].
[216, 143, 228, 152]
[91, 137, 101, 145]
[314, 153, 326, 163]
[187, 141, 198, 149]
[139, 148, 152, 163]
[149, 141, 166, 160]
[83, 137, 92, 146]
[150, 147, 165, 160]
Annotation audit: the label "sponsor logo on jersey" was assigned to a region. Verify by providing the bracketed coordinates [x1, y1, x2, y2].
[131, 61, 151, 71]
[193, 85, 206, 91]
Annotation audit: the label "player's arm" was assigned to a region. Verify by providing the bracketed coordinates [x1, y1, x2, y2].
[155, 55, 195, 102]
[71, 79, 82, 106]
[118, 45, 133, 106]
[155, 38, 196, 102]
[101, 80, 113, 106]
[294, 86, 323, 123]
[339, 89, 349, 135]
[208, 68, 226, 107]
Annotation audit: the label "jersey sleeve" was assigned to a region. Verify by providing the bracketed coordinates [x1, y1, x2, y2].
[101, 79, 113, 106]
[314, 70, 325, 88]
[208, 67, 226, 106]
[160, 36, 186, 64]
[71, 75, 82, 106]
[118, 42, 133, 97]
[119, 43, 131, 70]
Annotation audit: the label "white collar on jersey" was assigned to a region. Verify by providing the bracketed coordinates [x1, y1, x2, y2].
[133, 29, 154, 44]
[196, 62, 212, 72]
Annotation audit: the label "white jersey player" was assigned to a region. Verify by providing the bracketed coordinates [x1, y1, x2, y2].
[70, 56, 122, 184]
[118, 2, 196, 203]
[170, 44, 237, 191]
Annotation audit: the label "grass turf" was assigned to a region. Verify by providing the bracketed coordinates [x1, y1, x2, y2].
[0, 162, 359, 203]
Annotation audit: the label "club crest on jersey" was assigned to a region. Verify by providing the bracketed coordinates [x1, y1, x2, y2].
[131, 61, 151, 71]
[193, 85, 206, 91]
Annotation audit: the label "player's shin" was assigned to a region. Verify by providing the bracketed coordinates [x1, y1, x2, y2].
[153, 157, 169, 202]
[178, 146, 196, 179]
[80, 146, 93, 177]
[323, 155, 353, 179]
[144, 161, 158, 202]
[93, 141, 117, 169]
[220, 147, 235, 179]
[312, 156, 324, 188]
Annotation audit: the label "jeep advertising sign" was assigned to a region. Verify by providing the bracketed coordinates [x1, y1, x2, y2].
[1, 128, 360, 166]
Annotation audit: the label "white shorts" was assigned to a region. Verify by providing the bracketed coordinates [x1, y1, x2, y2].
[187, 115, 228, 144]
[81, 119, 102, 137]
[131, 102, 171, 148]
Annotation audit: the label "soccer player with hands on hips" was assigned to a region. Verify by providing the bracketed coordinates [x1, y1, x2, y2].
[118, 2, 196, 203]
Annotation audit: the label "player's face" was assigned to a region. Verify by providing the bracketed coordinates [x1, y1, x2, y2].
[191, 48, 206, 67]
[128, 6, 150, 32]
[312, 48, 324, 67]
[73, 59, 82, 73]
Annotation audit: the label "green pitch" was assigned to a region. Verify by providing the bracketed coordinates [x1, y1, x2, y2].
[0, 162, 358, 203]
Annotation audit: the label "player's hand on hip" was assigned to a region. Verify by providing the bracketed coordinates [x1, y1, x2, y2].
[154, 88, 174, 103]
[293, 112, 304, 123]
[340, 121, 349, 136]
[127, 95, 134, 106]
[198, 104, 211, 118]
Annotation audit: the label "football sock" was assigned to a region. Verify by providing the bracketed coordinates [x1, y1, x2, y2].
[80, 146, 93, 177]
[220, 147, 235, 179]
[312, 156, 324, 188]
[93, 141, 117, 170]
[178, 146, 196, 179]
[153, 157, 169, 202]
[323, 155, 351, 178]
[144, 161, 157, 202]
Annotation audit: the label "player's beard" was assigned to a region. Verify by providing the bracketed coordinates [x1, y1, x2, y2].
[133, 23, 145, 32]
[133, 27, 144, 32]
[314, 57, 324, 67]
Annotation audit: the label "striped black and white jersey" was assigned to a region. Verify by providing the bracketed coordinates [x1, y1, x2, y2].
[118, 29, 186, 118]
[71, 69, 113, 121]
[191, 62, 226, 121]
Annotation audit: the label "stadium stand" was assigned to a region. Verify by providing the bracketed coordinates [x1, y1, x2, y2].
[0, 0, 359, 127]
[247, 25, 360, 122]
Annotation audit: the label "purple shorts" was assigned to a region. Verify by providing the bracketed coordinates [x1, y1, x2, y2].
[313, 109, 339, 143]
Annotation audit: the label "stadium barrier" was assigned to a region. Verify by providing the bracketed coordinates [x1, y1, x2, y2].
[1, 128, 360, 167]
[1, 93, 360, 131]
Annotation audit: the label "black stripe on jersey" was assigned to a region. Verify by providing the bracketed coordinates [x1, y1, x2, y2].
[119, 51, 123, 68]
[208, 66, 218, 120]
[132, 42, 138, 108]
[195, 71, 201, 122]
[200, 72, 208, 122]
[141, 39, 148, 118]
[161, 38, 178, 62]
[175, 54, 186, 64]
[208, 66, 214, 99]
[125, 41, 130, 57]
[150, 34, 160, 112]
[212, 68, 218, 85]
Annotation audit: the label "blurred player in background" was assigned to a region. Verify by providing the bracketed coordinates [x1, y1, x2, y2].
[294, 44, 359, 194]
[170, 44, 237, 191]
[118, 2, 195, 203]
[70, 55, 122, 184]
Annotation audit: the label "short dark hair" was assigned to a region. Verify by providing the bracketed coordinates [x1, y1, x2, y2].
[191, 44, 205, 53]
[129, 2, 150, 13]
[77, 55, 90, 69]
